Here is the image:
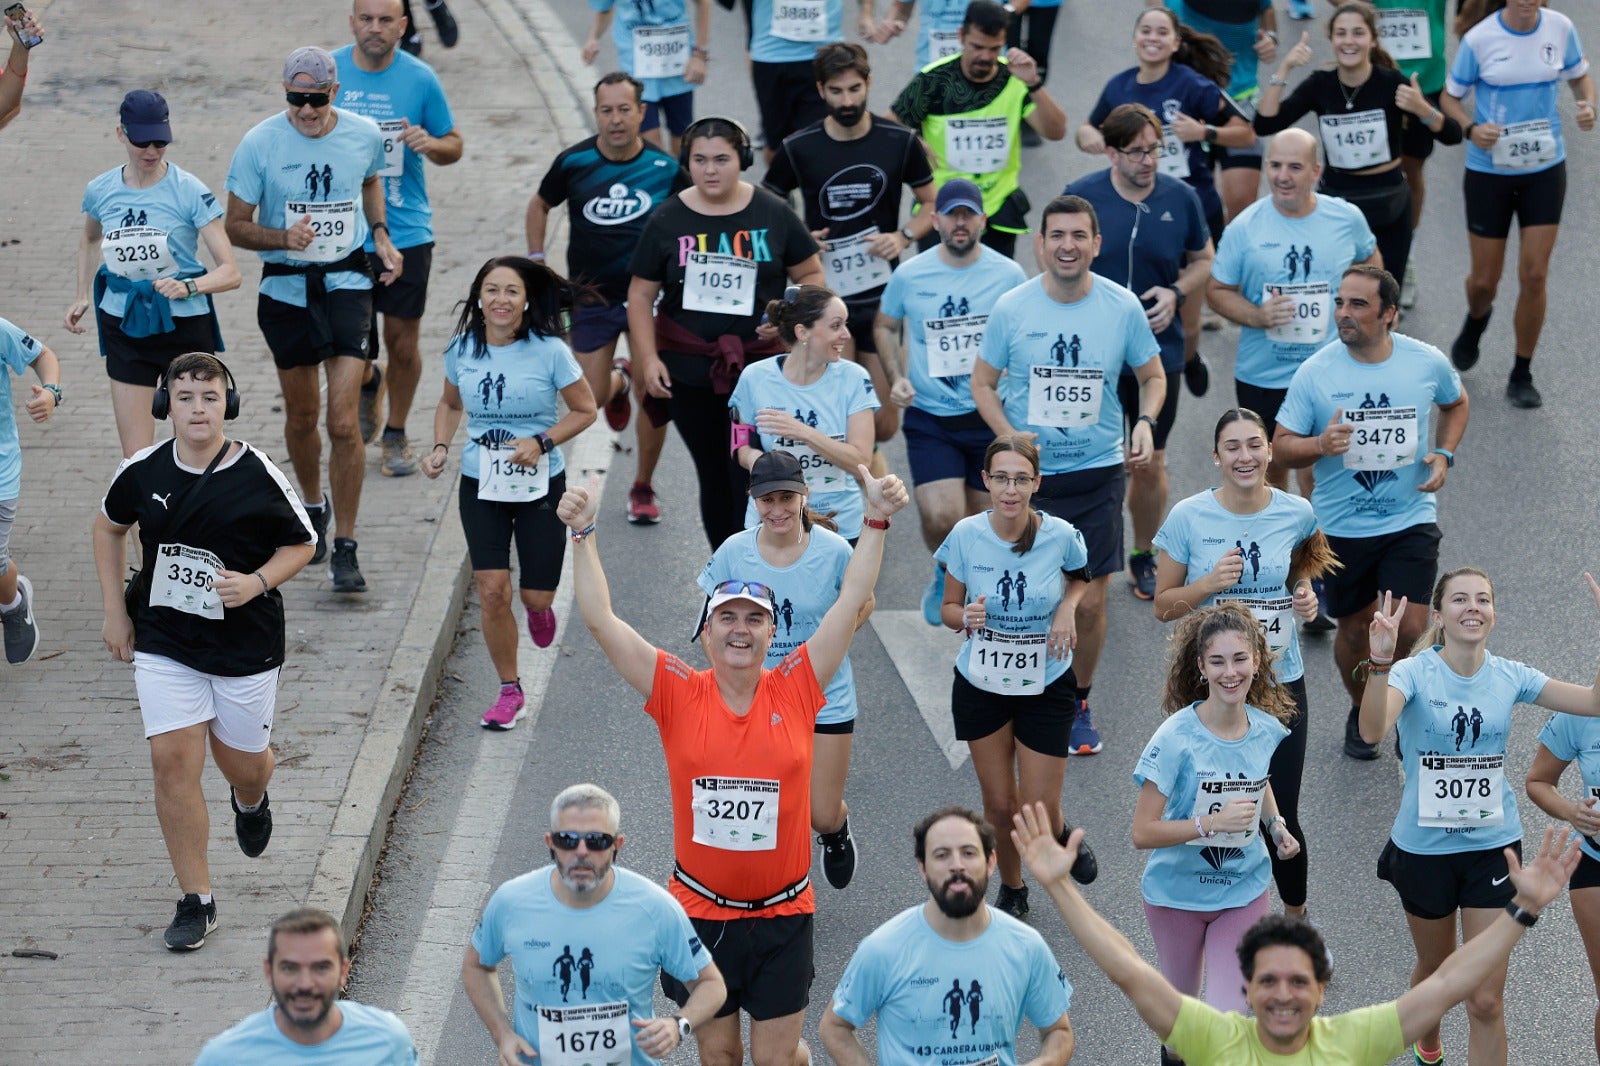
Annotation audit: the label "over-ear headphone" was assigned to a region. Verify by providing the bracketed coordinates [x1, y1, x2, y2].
[152, 355, 241, 421]
[679, 115, 754, 172]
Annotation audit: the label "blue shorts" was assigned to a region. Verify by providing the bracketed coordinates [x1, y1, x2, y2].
[902, 407, 992, 489]
[643, 92, 695, 136]
[569, 301, 630, 355]
[1034, 464, 1125, 580]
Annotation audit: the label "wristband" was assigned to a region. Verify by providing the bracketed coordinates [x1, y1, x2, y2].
[1195, 815, 1213, 840]
[1430, 447, 1454, 468]
[1505, 901, 1539, 928]
[255, 572, 270, 595]
[433, 442, 449, 453]
[528, 251, 545, 261]
[1137, 414, 1158, 430]
[862, 516, 891, 531]
[691, 47, 709, 59]
[371, 222, 389, 235]
[570, 522, 597, 543]
[536, 432, 554, 455]
[730, 421, 754, 454]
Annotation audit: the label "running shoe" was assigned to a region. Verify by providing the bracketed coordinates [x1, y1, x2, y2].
[819, 816, 857, 889]
[527, 608, 557, 649]
[425, 0, 459, 47]
[1184, 352, 1210, 397]
[922, 564, 946, 627]
[231, 788, 272, 858]
[1450, 319, 1483, 371]
[2, 573, 40, 664]
[1411, 1042, 1444, 1065]
[627, 483, 661, 524]
[994, 882, 1030, 919]
[400, 27, 422, 54]
[1344, 705, 1378, 761]
[1057, 822, 1098, 884]
[359, 363, 384, 444]
[1128, 550, 1157, 601]
[381, 432, 418, 477]
[306, 502, 330, 566]
[481, 684, 527, 730]
[329, 538, 367, 593]
[1069, 700, 1103, 755]
[1506, 375, 1542, 409]
[1400, 260, 1418, 310]
[606, 357, 633, 432]
[1304, 578, 1335, 634]
[165, 894, 217, 951]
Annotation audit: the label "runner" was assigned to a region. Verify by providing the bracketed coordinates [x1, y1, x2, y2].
[462, 784, 727, 1065]
[1067, 103, 1215, 601]
[819, 806, 1075, 1066]
[875, 0, 973, 69]
[731, 286, 877, 541]
[333, 0, 464, 477]
[555, 462, 906, 1066]
[746, 0, 867, 164]
[626, 115, 822, 549]
[1440, 0, 1594, 409]
[935, 434, 1099, 919]
[529, 72, 684, 526]
[1358, 570, 1600, 1065]
[0, 314, 59, 665]
[225, 45, 401, 591]
[91, 352, 316, 950]
[1273, 265, 1466, 760]
[418, 256, 598, 729]
[0, 5, 40, 130]
[581, 0, 710, 154]
[971, 193, 1166, 756]
[876, 177, 1025, 625]
[1133, 603, 1300, 1063]
[66, 90, 240, 458]
[888, 0, 1067, 259]
[1007, 0, 1061, 148]
[762, 42, 935, 447]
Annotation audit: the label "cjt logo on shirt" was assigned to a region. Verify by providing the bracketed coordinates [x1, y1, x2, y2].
[583, 183, 654, 226]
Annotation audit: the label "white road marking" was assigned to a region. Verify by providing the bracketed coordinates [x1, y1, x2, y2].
[871, 610, 968, 769]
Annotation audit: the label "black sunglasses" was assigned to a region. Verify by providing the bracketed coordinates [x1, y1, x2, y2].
[551, 830, 616, 851]
[286, 90, 332, 108]
[123, 129, 169, 149]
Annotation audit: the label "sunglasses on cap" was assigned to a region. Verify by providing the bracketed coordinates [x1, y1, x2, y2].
[709, 580, 777, 605]
[550, 830, 617, 851]
[286, 90, 333, 109]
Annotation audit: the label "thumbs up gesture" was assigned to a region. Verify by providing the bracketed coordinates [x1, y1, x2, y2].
[1396, 72, 1429, 118]
[1282, 31, 1312, 71]
[964, 593, 987, 632]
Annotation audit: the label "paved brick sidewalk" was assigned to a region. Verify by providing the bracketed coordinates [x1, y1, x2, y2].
[0, 0, 591, 1057]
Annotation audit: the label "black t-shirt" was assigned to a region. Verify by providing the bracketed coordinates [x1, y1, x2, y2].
[1253, 67, 1461, 170]
[102, 440, 315, 676]
[1183, 0, 1265, 24]
[762, 116, 933, 306]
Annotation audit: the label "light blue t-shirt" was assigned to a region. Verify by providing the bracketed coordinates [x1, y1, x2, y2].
[934, 511, 1089, 688]
[1166, 0, 1273, 98]
[443, 333, 585, 482]
[751, 0, 842, 63]
[699, 525, 858, 725]
[1447, 9, 1588, 175]
[1537, 713, 1600, 862]
[0, 317, 45, 500]
[728, 356, 879, 540]
[193, 1002, 416, 1065]
[911, 0, 970, 70]
[224, 109, 386, 307]
[331, 45, 456, 250]
[81, 162, 222, 319]
[1274, 333, 1462, 539]
[978, 275, 1159, 474]
[880, 245, 1028, 418]
[1153, 488, 1319, 684]
[470, 866, 711, 1066]
[1133, 703, 1288, 911]
[1387, 648, 1548, 855]
[591, 0, 701, 103]
[830, 904, 1073, 1066]
[1209, 194, 1376, 388]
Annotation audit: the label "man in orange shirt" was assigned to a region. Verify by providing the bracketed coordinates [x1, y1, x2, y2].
[557, 463, 908, 1066]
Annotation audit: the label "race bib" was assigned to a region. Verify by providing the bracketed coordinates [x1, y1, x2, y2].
[536, 1002, 630, 1066]
[1263, 281, 1329, 344]
[1221, 595, 1294, 653]
[477, 442, 550, 502]
[771, 0, 825, 42]
[102, 225, 177, 280]
[1320, 109, 1389, 169]
[928, 28, 962, 61]
[682, 252, 756, 315]
[1027, 366, 1102, 428]
[944, 116, 1010, 174]
[691, 777, 780, 851]
[776, 433, 851, 493]
[633, 23, 690, 80]
[969, 628, 1047, 695]
[150, 543, 224, 621]
[1190, 776, 1267, 849]
[923, 314, 987, 378]
[376, 119, 406, 178]
[1492, 120, 1556, 170]
[1418, 754, 1505, 827]
[285, 199, 357, 264]
[1343, 406, 1418, 471]
[1377, 9, 1431, 61]
[1159, 125, 1190, 179]
[821, 229, 892, 297]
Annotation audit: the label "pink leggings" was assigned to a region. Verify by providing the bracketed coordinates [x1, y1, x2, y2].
[1143, 892, 1271, 1014]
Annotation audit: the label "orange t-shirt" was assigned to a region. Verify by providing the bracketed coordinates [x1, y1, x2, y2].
[645, 646, 824, 920]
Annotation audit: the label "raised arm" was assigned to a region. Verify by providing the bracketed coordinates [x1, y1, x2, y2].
[555, 477, 661, 697]
[1358, 590, 1409, 745]
[804, 466, 909, 686]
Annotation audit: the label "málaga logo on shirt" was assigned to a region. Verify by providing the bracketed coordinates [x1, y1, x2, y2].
[583, 183, 653, 226]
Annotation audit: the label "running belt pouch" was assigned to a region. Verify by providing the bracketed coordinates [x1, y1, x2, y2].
[124, 442, 228, 625]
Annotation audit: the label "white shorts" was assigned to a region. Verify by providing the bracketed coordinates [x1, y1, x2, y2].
[133, 652, 279, 752]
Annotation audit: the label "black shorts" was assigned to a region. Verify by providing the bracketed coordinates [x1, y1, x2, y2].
[1206, 209, 1226, 248]
[951, 667, 1079, 757]
[1464, 163, 1566, 240]
[643, 92, 695, 136]
[371, 242, 432, 320]
[457, 471, 568, 590]
[1215, 140, 1262, 171]
[751, 59, 828, 146]
[1401, 90, 1445, 161]
[257, 290, 374, 370]
[902, 407, 992, 489]
[1118, 370, 1181, 451]
[662, 913, 813, 1021]
[1234, 380, 1289, 437]
[570, 301, 630, 355]
[814, 717, 855, 736]
[1571, 848, 1600, 892]
[1033, 464, 1125, 580]
[1378, 838, 1522, 920]
[97, 304, 222, 387]
[846, 302, 877, 354]
[1323, 522, 1441, 620]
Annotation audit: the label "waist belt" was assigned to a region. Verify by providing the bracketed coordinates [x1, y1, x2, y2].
[673, 863, 809, 912]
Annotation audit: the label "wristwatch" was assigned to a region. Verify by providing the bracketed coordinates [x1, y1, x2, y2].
[536, 432, 555, 455]
[673, 1015, 694, 1041]
[183, 278, 198, 298]
[1171, 286, 1186, 308]
[899, 224, 916, 243]
[41, 383, 62, 407]
[1430, 447, 1454, 468]
[1137, 414, 1158, 430]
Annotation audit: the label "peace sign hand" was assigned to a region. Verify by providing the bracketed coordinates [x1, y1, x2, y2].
[1368, 589, 1407, 661]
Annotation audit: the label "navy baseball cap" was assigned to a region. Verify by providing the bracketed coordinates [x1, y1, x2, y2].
[120, 90, 172, 143]
[935, 178, 984, 215]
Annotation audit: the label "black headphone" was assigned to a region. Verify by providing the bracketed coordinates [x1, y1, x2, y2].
[152, 355, 241, 421]
[679, 115, 754, 172]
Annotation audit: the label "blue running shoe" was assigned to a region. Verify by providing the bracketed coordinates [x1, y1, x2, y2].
[1069, 700, 1103, 755]
[922, 564, 946, 627]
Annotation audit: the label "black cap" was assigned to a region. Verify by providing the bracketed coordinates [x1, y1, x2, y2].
[748, 450, 807, 497]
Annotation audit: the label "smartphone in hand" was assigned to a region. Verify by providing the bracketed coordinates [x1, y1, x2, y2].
[4, 4, 42, 48]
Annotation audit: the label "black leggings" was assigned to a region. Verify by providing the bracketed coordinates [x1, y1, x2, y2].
[667, 381, 746, 550]
[1268, 674, 1310, 908]
[1006, 5, 1060, 85]
[1320, 169, 1413, 288]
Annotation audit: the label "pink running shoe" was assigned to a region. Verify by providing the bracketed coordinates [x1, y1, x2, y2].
[481, 685, 526, 730]
[527, 608, 557, 648]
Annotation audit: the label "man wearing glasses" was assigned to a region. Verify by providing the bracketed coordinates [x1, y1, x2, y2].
[462, 783, 726, 1066]
[225, 45, 403, 595]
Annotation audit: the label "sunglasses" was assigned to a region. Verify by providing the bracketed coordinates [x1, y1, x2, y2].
[124, 129, 169, 149]
[550, 831, 616, 851]
[286, 90, 333, 109]
[709, 579, 777, 606]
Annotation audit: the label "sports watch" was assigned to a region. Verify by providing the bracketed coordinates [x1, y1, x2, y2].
[674, 1015, 693, 1041]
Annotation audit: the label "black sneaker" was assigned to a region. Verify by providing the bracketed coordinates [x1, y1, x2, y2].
[1057, 823, 1098, 885]
[2, 573, 40, 664]
[818, 817, 857, 889]
[306, 502, 330, 565]
[1450, 321, 1482, 371]
[1506, 376, 1542, 409]
[232, 788, 273, 858]
[995, 882, 1030, 919]
[329, 538, 367, 593]
[1344, 705, 1378, 761]
[426, 0, 459, 47]
[1183, 353, 1210, 397]
[400, 28, 422, 54]
[165, 894, 217, 951]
